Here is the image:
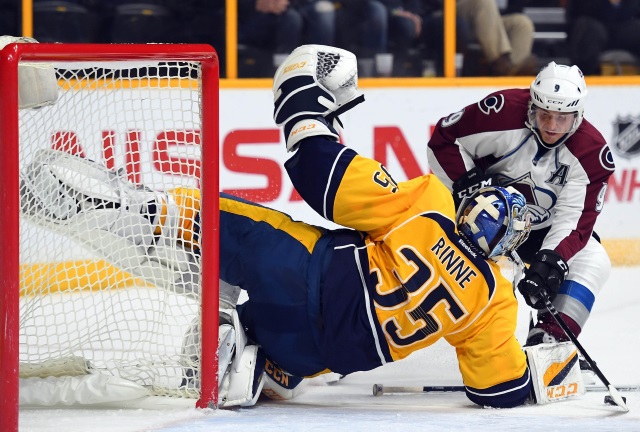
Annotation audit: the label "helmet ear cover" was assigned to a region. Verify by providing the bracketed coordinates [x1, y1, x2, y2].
[456, 186, 531, 259]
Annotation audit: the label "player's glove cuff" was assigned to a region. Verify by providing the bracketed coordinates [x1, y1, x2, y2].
[284, 117, 339, 152]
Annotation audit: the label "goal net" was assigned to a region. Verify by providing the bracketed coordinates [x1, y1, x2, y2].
[0, 42, 219, 426]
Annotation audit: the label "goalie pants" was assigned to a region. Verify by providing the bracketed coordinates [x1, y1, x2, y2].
[219, 193, 391, 378]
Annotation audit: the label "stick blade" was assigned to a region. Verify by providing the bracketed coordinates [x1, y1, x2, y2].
[607, 385, 630, 412]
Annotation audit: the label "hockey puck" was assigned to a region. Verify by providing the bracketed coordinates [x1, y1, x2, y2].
[373, 384, 383, 396]
[604, 395, 627, 406]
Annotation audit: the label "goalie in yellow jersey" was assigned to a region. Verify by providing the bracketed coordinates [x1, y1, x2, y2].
[19, 45, 586, 409]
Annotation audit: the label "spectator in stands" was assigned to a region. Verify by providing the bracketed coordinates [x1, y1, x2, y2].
[457, 0, 538, 76]
[294, 0, 336, 46]
[238, 0, 302, 75]
[378, 1, 471, 76]
[105, 1, 180, 44]
[238, 0, 335, 77]
[566, 0, 640, 75]
[334, 1, 388, 77]
[175, 0, 227, 77]
[0, 0, 19, 36]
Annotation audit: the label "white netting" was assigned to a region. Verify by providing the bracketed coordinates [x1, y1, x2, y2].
[18, 59, 206, 400]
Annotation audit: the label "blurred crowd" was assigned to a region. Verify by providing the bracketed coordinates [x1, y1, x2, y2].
[1, 0, 639, 78]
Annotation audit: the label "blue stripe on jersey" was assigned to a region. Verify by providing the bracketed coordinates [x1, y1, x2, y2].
[285, 138, 357, 222]
[424, 212, 496, 300]
[559, 280, 596, 312]
[465, 368, 532, 408]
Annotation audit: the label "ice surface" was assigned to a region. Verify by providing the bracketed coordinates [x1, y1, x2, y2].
[18, 267, 640, 432]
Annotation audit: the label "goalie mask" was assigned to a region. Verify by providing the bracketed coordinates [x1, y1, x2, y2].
[456, 186, 531, 259]
[526, 62, 587, 149]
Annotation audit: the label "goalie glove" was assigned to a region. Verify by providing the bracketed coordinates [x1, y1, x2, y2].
[518, 250, 569, 309]
[273, 44, 365, 151]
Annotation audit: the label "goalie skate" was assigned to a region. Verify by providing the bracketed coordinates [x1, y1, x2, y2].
[20, 149, 200, 297]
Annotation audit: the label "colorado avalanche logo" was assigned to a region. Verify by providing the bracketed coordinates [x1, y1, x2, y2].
[611, 116, 640, 159]
[498, 173, 555, 226]
[599, 146, 615, 171]
[478, 94, 505, 115]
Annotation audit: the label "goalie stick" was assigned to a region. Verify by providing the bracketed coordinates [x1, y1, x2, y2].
[372, 383, 640, 396]
[372, 384, 464, 396]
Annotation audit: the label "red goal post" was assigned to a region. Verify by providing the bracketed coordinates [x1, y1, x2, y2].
[0, 43, 220, 431]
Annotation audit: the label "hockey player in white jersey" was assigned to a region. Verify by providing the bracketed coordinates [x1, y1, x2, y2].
[427, 62, 615, 364]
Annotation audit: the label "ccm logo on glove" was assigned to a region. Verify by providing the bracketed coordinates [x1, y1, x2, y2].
[517, 249, 569, 309]
[452, 167, 496, 209]
[284, 61, 307, 73]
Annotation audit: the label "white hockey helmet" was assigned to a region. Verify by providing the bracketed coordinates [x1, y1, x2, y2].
[527, 62, 588, 147]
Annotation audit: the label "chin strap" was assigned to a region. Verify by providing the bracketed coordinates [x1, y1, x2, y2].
[526, 122, 573, 150]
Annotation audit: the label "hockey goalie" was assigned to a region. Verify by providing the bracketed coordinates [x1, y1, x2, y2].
[18, 44, 588, 409]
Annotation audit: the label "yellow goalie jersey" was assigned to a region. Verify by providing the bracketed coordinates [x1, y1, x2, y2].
[285, 138, 528, 395]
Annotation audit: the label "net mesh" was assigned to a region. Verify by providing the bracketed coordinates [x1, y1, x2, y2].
[18, 60, 205, 399]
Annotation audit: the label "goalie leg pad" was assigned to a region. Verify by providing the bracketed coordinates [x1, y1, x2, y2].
[524, 341, 585, 404]
[19, 374, 150, 406]
[180, 314, 238, 391]
[182, 308, 266, 407]
[21, 150, 200, 295]
[21, 149, 166, 227]
[261, 358, 307, 401]
[219, 345, 266, 407]
[0, 36, 59, 109]
[217, 308, 266, 407]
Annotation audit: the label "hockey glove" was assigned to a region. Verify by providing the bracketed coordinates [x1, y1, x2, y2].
[273, 44, 365, 151]
[517, 249, 569, 309]
[452, 167, 497, 209]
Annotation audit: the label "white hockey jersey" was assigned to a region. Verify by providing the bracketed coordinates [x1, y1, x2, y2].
[427, 88, 615, 262]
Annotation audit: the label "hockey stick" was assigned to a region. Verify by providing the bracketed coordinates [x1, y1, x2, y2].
[542, 295, 629, 412]
[372, 383, 640, 396]
[372, 384, 465, 396]
[509, 251, 629, 412]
